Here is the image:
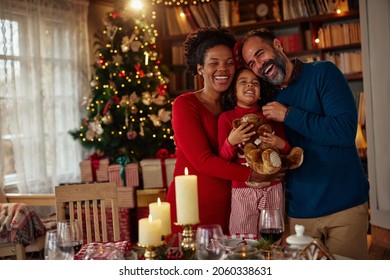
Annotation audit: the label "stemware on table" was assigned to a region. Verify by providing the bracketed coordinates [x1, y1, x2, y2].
[44, 229, 63, 260]
[195, 224, 226, 260]
[57, 219, 84, 259]
[258, 209, 285, 246]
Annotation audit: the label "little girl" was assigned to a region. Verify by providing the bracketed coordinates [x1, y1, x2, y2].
[218, 66, 290, 235]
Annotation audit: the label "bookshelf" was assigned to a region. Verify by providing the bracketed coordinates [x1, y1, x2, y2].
[155, 0, 362, 97]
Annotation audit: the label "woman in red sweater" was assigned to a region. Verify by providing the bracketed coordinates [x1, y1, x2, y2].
[166, 27, 283, 235]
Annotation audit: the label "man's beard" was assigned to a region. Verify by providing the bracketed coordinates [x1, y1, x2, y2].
[259, 50, 287, 86]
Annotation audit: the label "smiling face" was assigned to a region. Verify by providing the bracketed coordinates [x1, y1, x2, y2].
[242, 36, 288, 86]
[235, 69, 261, 108]
[197, 45, 235, 94]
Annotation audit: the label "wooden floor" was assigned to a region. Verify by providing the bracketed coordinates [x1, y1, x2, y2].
[368, 235, 390, 260]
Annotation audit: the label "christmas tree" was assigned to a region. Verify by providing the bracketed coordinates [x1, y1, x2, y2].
[70, 7, 175, 163]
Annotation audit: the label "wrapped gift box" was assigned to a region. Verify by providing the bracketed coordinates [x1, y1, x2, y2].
[136, 188, 167, 208]
[108, 163, 139, 187]
[80, 158, 109, 182]
[117, 186, 136, 209]
[140, 158, 176, 189]
[136, 188, 167, 223]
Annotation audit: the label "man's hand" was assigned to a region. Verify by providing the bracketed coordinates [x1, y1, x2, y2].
[262, 101, 288, 122]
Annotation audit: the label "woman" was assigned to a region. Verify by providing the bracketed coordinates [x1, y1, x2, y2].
[166, 27, 282, 235]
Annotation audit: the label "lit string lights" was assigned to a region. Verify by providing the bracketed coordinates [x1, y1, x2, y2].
[151, 0, 211, 6]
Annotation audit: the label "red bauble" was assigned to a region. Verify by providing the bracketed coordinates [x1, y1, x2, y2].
[119, 71, 126, 78]
[111, 11, 120, 19]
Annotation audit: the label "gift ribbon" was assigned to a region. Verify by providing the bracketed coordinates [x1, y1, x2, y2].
[116, 155, 130, 186]
[156, 148, 173, 189]
[160, 158, 168, 188]
[88, 153, 106, 182]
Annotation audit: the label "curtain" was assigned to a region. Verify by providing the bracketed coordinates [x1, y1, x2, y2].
[0, 0, 90, 194]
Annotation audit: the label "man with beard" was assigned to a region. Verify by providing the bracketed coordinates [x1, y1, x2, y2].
[238, 28, 370, 259]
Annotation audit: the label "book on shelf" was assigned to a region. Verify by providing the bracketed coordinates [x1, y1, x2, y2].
[279, 33, 303, 53]
[164, 7, 181, 36]
[173, 6, 192, 34]
[189, 3, 207, 27]
[198, 3, 219, 27]
[218, 0, 230, 27]
[317, 21, 360, 48]
[171, 43, 185, 65]
[183, 6, 198, 30]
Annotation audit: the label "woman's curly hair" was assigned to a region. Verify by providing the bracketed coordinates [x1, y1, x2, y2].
[184, 26, 236, 76]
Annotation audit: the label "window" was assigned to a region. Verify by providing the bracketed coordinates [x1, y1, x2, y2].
[0, 0, 89, 193]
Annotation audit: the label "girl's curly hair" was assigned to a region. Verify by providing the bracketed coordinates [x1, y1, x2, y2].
[220, 66, 277, 111]
[184, 26, 236, 76]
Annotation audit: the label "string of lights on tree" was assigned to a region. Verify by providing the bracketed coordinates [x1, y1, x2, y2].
[70, 6, 175, 163]
[151, 0, 211, 6]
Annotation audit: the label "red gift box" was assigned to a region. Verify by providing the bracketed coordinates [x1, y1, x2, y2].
[140, 158, 176, 189]
[108, 163, 139, 187]
[79, 155, 109, 183]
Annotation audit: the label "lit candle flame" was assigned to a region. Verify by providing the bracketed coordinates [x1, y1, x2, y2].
[184, 167, 188, 175]
[148, 214, 153, 222]
[157, 197, 161, 205]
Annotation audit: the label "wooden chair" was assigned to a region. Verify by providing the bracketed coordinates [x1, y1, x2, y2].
[54, 182, 120, 243]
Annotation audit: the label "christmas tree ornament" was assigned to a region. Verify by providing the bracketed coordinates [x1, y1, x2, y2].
[90, 79, 99, 87]
[149, 114, 162, 127]
[142, 92, 152, 105]
[139, 122, 145, 137]
[102, 112, 113, 125]
[158, 108, 171, 123]
[112, 54, 123, 65]
[127, 128, 137, 140]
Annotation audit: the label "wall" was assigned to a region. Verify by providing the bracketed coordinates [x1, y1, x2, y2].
[87, 1, 114, 72]
[360, 0, 390, 244]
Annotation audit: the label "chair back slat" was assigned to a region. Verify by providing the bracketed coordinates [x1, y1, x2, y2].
[85, 201, 92, 243]
[54, 182, 120, 244]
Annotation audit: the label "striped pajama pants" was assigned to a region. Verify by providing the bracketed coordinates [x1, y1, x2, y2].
[229, 182, 284, 236]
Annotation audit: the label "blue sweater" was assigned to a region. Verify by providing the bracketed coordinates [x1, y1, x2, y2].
[275, 61, 369, 218]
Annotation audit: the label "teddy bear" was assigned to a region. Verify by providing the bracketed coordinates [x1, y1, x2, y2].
[232, 113, 304, 175]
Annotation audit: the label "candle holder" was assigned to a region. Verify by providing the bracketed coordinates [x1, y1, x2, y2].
[137, 242, 164, 260]
[178, 224, 196, 259]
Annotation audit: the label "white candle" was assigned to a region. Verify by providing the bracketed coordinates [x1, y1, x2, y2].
[149, 198, 171, 236]
[175, 167, 200, 225]
[138, 214, 162, 246]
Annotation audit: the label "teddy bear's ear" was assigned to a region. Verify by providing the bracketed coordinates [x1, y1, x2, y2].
[242, 113, 259, 124]
[232, 119, 241, 128]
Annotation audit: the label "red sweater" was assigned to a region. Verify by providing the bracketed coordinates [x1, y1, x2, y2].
[166, 93, 251, 235]
[218, 105, 290, 188]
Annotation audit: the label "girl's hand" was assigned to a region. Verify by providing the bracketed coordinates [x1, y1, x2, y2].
[259, 132, 286, 150]
[228, 123, 255, 146]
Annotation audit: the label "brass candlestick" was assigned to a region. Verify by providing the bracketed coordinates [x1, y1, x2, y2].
[137, 242, 164, 260]
[179, 224, 196, 259]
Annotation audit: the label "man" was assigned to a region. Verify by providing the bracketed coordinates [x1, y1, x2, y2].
[238, 28, 370, 259]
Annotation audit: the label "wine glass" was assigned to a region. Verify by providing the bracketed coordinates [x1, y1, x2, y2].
[57, 219, 84, 259]
[195, 224, 226, 260]
[258, 209, 285, 246]
[44, 229, 63, 260]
